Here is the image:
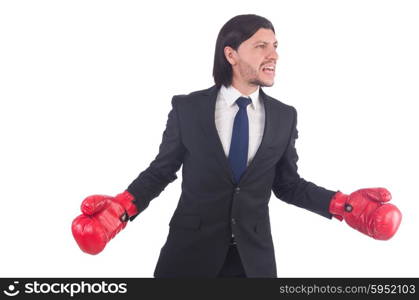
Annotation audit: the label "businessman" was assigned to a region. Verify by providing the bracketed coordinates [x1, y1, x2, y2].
[72, 14, 402, 278]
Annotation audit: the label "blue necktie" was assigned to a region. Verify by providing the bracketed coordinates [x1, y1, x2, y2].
[228, 96, 252, 184]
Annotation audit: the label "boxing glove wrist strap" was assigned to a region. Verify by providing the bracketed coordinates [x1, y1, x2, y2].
[329, 191, 351, 221]
[114, 191, 138, 220]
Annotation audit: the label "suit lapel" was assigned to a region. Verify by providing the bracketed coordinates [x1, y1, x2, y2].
[199, 85, 277, 186]
[199, 86, 235, 184]
[239, 88, 275, 184]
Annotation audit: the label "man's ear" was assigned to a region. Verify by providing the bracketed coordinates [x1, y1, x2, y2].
[224, 46, 237, 66]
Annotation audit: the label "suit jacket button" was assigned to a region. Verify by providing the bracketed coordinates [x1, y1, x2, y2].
[235, 187, 240, 194]
[231, 218, 236, 225]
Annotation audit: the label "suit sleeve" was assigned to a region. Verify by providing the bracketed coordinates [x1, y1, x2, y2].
[271, 107, 336, 219]
[127, 96, 186, 220]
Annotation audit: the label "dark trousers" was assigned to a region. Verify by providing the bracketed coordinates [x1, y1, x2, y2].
[217, 238, 247, 278]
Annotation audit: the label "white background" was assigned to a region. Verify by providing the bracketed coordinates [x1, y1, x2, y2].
[1, 0, 418, 277]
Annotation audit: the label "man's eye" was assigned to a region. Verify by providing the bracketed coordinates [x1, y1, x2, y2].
[257, 45, 266, 48]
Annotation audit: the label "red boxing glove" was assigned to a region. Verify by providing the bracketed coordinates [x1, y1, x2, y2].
[329, 188, 402, 240]
[71, 191, 138, 254]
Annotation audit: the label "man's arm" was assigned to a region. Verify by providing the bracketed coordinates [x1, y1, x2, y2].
[127, 96, 186, 220]
[271, 107, 336, 219]
[272, 107, 402, 240]
[71, 96, 185, 254]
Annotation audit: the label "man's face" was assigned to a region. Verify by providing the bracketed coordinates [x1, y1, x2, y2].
[225, 28, 278, 88]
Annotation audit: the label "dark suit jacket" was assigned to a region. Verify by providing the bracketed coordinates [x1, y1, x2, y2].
[127, 85, 336, 278]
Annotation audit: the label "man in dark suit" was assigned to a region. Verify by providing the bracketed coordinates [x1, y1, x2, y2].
[72, 14, 402, 278]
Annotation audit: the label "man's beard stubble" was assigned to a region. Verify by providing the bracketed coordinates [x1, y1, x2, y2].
[239, 60, 274, 88]
[249, 78, 274, 87]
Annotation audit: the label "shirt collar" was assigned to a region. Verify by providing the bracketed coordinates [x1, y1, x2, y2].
[219, 84, 260, 110]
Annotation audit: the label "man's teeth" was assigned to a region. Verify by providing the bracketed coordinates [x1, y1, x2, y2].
[263, 66, 275, 71]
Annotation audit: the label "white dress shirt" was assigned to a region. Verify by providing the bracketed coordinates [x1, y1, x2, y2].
[214, 85, 265, 167]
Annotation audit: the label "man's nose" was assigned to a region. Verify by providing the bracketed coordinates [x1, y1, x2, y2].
[267, 48, 278, 61]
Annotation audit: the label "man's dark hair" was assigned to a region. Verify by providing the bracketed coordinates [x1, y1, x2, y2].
[212, 14, 275, 88]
